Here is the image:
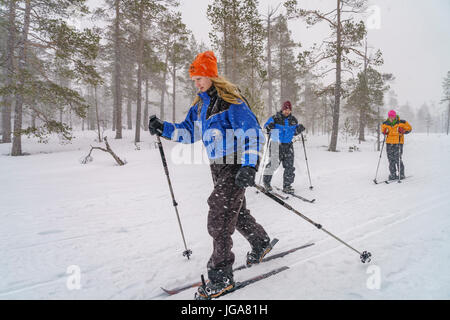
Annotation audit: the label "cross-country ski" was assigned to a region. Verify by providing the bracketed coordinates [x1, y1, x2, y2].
[274, 186, 316, 203]
[161, 241, 314, 296]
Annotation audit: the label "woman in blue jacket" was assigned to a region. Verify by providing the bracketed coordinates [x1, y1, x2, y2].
[148, 51, 274, 299]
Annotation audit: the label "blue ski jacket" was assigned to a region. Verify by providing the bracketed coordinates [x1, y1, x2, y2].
[264, 112, 303, 144]
[161, 86, 264, 168]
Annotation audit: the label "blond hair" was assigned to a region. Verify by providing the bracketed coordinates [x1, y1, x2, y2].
[191, 76, 244, 107]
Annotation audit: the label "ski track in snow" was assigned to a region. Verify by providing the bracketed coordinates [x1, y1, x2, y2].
[1, 131, 449, 299]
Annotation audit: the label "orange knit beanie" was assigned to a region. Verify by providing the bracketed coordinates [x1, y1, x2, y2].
[189, 51, 218, 78]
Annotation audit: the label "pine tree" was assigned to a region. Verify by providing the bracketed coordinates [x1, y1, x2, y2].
[178, 35, 207, 101]
[123, 0, 174, 141]
[142, 42, 165, 128]
[165, 13, 190, 122]
[301, 72, 323, 135]
[11, 0, 31, 155]
[417, 103, 432, 133]
[239, 0, 266, 121]
[272, 15, 300, 108]
[112, 0, 123, 139]
[286, 0, 369, 152]
[1, 0, 16, 144]
[1, 0, 101, 155]
[263, 3, 283, 116]
[398, 102, 415, 124]
[241, 0, 264, 98]
[207, 0, 265, 88]
[345, 67, 392, 142]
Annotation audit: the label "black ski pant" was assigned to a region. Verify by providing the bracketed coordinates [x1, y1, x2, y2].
[262, 142, 295, 188]
[207, 163, 270, 283]
[386, 143, 404, 176]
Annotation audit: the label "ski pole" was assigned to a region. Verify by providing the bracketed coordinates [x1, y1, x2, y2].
[398, 131, 403, 184]
[300, 133, 313, 190]
[256, 133, 271, 192]
[254, 184, 372, 263]
[153, 128, 192, 260]
[373, 134, 386, 184]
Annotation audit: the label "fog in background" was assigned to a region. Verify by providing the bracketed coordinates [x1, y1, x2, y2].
[179, 0, 450, 112]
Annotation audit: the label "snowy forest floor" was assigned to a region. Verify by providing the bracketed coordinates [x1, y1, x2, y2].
[1, 130, 449, 300]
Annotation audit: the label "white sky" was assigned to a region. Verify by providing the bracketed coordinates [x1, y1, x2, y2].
[179, 0, 450, 111]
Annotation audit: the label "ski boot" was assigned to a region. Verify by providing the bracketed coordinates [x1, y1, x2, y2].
[195, 275, 235, 300]
[263, 182, 273, 192]
[388, 174, 398, 181]
[282, 185, 295, 194]
[246, 239, 276, 267]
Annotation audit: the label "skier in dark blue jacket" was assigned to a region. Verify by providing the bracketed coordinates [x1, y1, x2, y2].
[262, 101, 305, 194]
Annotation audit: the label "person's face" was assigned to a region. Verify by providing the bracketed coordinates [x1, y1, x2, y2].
[388, 115, 395, 121]
[192, 76, 213, 92]
[282, 108, 291, 117]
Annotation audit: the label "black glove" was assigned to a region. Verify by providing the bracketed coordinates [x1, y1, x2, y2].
[265, 122, 275, 134]
[296, 124, 305, 135]
[235, 166, 257, 188]
[148, 115, 164, 136]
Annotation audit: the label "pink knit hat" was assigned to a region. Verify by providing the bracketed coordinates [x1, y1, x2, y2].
[388, 110, 396, 118]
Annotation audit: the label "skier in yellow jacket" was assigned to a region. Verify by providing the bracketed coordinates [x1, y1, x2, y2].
[381, 110, 412, 180]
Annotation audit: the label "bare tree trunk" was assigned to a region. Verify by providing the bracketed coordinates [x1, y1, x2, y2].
[126, 74, 132, 130]
[447, 101, 450, 135]
[114, 0, 123, 139]
[232, 44, 237, 84]
[266, 12, 273, 116]
[94, 85, 102, 142]
[69, 108, 72, 128]
[31, 108, 36, 129]
[11, 0, 31, 156]
[279, 33, 284, 106]
[160, 53, 168, 119]
[266, 5, 281, 116]
[329, 0, 342, 152]
[376, 106, 381, 151]
[143, 77, 149, 131]
[223, 21, 229, 78]
[250, 37, 255, 97]
[305, 77, 315, 135]
[358, 108, 365, 143]
[172, 56, 177, 123]
[88, 85, 95, 130]
[2, 0, 16, 144]
[135, 7, 144, 143]
[322, 101, 326, 135]
[112, 102, 116, 131]
[358, 39, 368, 143]
[231, 3, 238, 83]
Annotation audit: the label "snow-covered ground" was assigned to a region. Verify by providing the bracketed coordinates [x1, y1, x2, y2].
[1, 130, 449, 300]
